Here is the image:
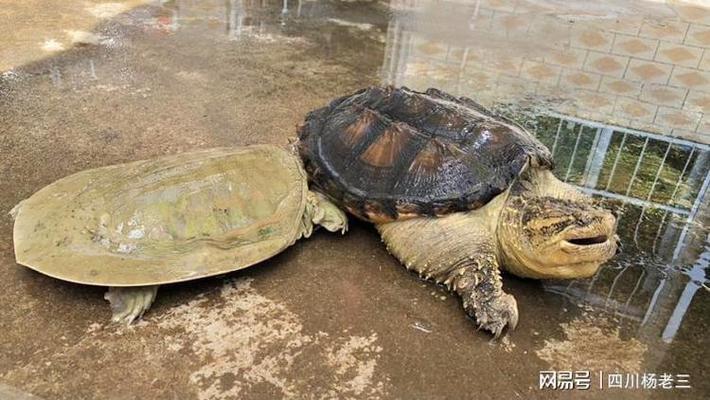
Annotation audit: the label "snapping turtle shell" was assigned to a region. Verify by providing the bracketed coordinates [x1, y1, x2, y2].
[12, 145, 319, 287]
[296, 86, 618, 337]
[298, 86, 554, 222]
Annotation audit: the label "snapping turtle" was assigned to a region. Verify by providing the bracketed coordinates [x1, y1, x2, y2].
[11, 145, 347, 323]
[298, 86, 618, 337]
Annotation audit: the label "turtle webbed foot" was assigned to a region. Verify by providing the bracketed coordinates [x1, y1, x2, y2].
[451, 262, 519, 338]
[306, 191, 348, 234]
[104, 285, 159, 324]
[463, 291, 518, 338]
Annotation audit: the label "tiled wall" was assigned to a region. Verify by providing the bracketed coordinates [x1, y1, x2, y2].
[384, 0, 710, 144]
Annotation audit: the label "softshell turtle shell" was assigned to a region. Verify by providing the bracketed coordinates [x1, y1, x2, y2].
[11, 144, 347, 322]
[298, 86, 553, 222]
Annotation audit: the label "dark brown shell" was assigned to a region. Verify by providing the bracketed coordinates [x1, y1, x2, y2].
[297, 86, 553, 223]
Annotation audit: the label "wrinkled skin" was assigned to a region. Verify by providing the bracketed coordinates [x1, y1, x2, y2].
[376, 168, 618, 338]
[499, 195, 618, 280]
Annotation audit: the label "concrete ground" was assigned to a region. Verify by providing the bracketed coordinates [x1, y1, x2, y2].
[0, 1, 708, 399]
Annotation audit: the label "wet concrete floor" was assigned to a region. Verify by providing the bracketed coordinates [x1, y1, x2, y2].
[0, 1, 708, 399]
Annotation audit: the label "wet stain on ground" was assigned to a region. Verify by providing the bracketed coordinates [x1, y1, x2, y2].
[1, 1, 708, 399]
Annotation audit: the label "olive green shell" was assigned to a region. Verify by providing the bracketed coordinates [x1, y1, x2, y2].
[12, 145, 307, 287]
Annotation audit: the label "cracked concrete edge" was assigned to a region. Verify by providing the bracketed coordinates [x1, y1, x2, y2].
[0, 383, 45, 400]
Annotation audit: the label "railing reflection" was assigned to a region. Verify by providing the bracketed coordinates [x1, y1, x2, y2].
[380, 0, 710, 343]
[515, 111, 709, 343]
[95, 0, 710, 343]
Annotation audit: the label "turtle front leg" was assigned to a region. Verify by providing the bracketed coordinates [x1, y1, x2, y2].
[301, 191, 348, 238]
[445, 260, 518, 338]
[104, 285, 159, 324]
[377, 210, 519, 337]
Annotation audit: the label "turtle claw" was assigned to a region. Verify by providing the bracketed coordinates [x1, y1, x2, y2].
[105, 286, 159, 325]
[465, 292, 518, 338]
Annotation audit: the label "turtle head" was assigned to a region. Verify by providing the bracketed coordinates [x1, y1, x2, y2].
[497, 195, 618, 279]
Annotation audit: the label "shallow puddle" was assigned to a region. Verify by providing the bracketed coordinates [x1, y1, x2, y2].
[0, 1, 708, 399]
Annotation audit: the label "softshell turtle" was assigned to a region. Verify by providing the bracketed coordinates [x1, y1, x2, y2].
[298, 86, 619, 336]
[11, 145, 347, 323]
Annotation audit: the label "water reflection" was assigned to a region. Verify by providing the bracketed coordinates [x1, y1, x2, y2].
[381, 0, 710, 144]
[148, 0, 385, 40]
[7, 0, 710, 396]
[13, 0, 709, 344]
[524, 111, 709, 344]
[146, 0, 710, 344]
[378, 0, 710, 344]
[489, 57, 709, 347]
